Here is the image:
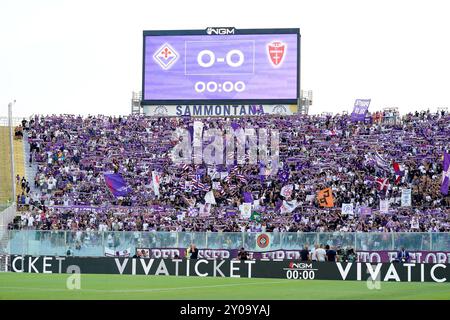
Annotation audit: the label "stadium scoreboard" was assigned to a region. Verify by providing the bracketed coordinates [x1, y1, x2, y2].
[142, 28, 300, 105]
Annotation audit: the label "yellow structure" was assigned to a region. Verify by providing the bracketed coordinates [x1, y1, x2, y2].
[0, 127, 25, 205]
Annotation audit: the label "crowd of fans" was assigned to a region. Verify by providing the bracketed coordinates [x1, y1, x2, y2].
[12, 109, 450, 234]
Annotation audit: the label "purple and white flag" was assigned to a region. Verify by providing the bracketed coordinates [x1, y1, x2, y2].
[441, 152, 450, 195]
[358, 206, 372, 216]
[188, 207, 198, 217]
[280, 184, 294, 199]
[103, 172, 131, 198]
[199, 203, 212, 217]
[368, 151, 389, 171]
[236, 172, 248, 183]
[351, 99, 371, 122]
[184, 181, 192, 192]
[280, 199, 298, 213]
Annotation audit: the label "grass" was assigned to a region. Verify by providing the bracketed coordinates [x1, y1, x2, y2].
[0, 272, 449, 300]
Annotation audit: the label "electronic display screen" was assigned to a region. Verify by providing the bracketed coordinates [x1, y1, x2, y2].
[142, 28, 300, 105]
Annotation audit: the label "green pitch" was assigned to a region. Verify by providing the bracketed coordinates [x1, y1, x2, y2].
[0, 273, 449, 300]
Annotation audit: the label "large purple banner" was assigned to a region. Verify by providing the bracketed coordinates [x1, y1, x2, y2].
[143, 30, 299, 102]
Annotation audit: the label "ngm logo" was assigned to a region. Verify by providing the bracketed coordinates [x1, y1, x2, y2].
[206, 27, 235, 35]
[288, 262, 313, 270]
[286, 262, 316, 280]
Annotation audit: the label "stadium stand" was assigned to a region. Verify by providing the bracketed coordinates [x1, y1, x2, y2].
[10, 109, 449, 234]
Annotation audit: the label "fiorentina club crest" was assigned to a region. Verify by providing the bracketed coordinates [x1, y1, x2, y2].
[153, 43, 179, 70]
[267, 41, 286, 67]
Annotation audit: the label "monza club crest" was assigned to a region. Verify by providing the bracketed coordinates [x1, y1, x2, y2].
[267, 41, 286, 67]
[256, 233, 270, 249]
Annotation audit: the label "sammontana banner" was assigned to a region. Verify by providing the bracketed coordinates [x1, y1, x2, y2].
[2, 255, 448, 283]
[143, 104, 299, 117]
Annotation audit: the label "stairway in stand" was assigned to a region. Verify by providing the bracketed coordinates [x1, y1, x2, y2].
[23, 135, 39, 193]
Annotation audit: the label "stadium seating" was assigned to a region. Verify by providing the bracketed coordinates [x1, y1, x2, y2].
[12, 110, 450, 233]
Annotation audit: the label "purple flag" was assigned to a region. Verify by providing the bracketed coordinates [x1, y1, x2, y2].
[243, 191, 253, 203]
[359, 206, 372, 216]
[441, 152, 450, 195]
[278, 168, 290, 183]
[231, 121, 240, 130]
[187, 125, 194, 139]
[259, 162, 266, 183]
[103, 173, 131, 197]
[351, 99, 371, 122]
[226, 209, 237, 217]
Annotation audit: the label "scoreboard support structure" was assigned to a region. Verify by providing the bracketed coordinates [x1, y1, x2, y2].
[131, 91, 142, 115]
[299, 90, 312, 114]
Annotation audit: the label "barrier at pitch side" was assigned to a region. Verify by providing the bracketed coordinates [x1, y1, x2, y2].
[7, 230, 450, 262]
[2, 255, 449, 283]
[133, 247, 450, 264]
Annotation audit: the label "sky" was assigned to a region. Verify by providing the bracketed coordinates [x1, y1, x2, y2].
[1, 0, 449, 117]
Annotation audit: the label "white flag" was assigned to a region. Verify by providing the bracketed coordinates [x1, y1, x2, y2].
[341, 203, 354, 216]
[152, 171, 160, 197]
[253, 199, 261, 210]
[380, 199, 389, 213]
[280, 200, 298, 213]
[204, 190, 216, 205]
[193, 121, 204, 147]
[199, 203, 211, 217]
[212, 181, 220, 190]
[239, 203, 252, 219]
[401, 188, 411, 207]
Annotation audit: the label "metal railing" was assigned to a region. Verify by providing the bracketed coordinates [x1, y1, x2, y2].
[0, 117, 23, 127]
[5, 230, 449, 257]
